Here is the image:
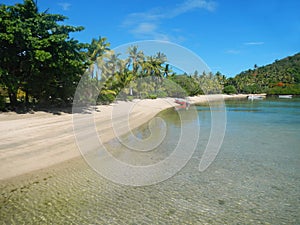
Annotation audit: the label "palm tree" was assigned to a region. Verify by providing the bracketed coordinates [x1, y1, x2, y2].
[127, 46, 145, 96]
[155, 52, 167, 64]
[96, 51, 111, 83]
[88, 36, 110, 62]
[105, 52, 122, 76]
[164, 64, 170, 78]
[87, 37, 110, 81]
[127, 46, 144, 77]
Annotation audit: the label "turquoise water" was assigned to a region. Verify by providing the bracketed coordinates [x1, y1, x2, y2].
[1, 98, 299, 224]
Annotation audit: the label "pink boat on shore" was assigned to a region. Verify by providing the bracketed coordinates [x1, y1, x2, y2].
[174, 98, 190, 110]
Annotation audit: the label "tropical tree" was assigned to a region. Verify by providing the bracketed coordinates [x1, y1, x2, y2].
[87, 36, 110, 80]
[127, 46, 144, 76]
[196, 72, 223, 94]
[87, 37, 110, 62]
[171, 75, 202, 96]
[96, 46, 171, 101]
[231, 53, 300, 94]
[0, 0, 88, 108]
[223, 85, 237, 94]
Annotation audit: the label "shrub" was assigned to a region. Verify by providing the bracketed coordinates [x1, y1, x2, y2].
[126, 96, 134, 101]
[0, 95, 6, 110]
[223, 85, 237, 94]
[162, 79, 187, 98]
[97, 93, 115, 105]
[147, 94, 157, 99]
[156, 91, 168, 98]
[267, 84, 300, 95]
[171, 75, 201, 96]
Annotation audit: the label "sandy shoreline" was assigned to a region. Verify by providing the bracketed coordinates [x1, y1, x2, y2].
[0, 94, 247, 181]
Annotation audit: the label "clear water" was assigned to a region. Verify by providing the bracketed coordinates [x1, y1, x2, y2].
[1, 98, 299, 224]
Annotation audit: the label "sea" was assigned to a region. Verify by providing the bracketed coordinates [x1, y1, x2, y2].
[1, 97, 299, 224]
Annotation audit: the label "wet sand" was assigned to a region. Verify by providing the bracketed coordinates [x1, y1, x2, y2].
[0, 94, 247, 181]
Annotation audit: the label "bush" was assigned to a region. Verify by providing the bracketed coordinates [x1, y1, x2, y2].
[156, 91, 168, 98]
[242, 84, 260, 94]
[223, 85, 237, 94]
[163, 79, 187, 98]
[0, 95, 6, 111]
[147, 94, 157, 99]
[267, 84, 300, 95]
[97, 93, 115, 105]
[171, 75, 201, 96]
[126, 96, 134, 101]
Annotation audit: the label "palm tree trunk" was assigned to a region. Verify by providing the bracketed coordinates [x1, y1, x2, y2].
[9, 91, 18, 108]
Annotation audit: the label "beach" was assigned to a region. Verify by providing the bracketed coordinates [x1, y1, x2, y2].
[1, 95, 299, 224]
[0, 94, 247, 181]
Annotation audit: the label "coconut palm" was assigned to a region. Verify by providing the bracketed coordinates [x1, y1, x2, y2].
[105, 51, 122, 76]
[86, 36, 110, 82]
[127, 46, 145, 77]
[155, 52, 167, 64]
[88, 36, 110, 62]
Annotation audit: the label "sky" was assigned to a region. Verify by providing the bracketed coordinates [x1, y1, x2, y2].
[2, 0, 300, 77]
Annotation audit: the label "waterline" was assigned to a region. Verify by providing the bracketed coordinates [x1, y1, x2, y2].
[1, 98, 299, 224]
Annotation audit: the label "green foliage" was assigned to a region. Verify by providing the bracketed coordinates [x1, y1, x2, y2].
[294, 73, 300, 83]
[86, 44, 169, 102]
[156, 90, 168, 98]
[0, 0, 88, 108]
[171, 75, 201, 96]
[231, 53, 300, 94]
[98, 93, 115, 105]
[0, 95, 6, 110]
[126, 96, 134, 101]
[1, 1, 299, 110]
[88, 37, 110, 62]
[223, 85, 237, 94]
[242, 84, 261, 94]
[191, 71, 224, 94]
[267, 84, 300, 95]
[34, 50, 52, 62]
[157, 79, 186, 98]
[147, 94, 157, 99]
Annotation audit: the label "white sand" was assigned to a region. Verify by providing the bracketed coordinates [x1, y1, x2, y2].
[0, 94, 247, 180]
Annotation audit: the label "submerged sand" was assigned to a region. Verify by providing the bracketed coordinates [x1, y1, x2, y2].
[0, 94, 247, 180]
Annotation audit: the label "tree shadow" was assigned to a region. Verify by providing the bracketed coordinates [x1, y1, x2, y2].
[2, 104, 100, 115]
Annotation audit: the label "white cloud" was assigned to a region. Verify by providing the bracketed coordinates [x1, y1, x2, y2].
[122, 0, 216, 40]
[58, 2, 71, 11]
[130, 23, 170, 41]
[226, 49, 240, 54]
[171, 0, 217, 16]
[244, 42, 264, 45]
[131, 23, 157, 34]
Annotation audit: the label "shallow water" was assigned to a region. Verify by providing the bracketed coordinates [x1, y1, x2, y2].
[1, 98, 299, 224]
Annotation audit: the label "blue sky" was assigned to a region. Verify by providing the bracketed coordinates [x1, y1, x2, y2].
[2, 0, 300, 77]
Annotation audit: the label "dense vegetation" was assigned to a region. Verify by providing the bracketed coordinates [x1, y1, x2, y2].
[225, 53, 300, 95]
[0, 0, 223, 110]
[0, 0, 88, 109]
[1, 0, 299, 111]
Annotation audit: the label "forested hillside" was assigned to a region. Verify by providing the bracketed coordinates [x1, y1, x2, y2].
[1, 1, 299, 112]
[225, 53, 300, 94]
